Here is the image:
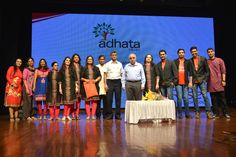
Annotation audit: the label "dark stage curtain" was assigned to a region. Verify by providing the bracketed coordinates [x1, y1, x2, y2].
[0, 6, 31, 113]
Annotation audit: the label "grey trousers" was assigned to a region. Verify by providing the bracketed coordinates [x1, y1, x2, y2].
[125, 81, 142, 100]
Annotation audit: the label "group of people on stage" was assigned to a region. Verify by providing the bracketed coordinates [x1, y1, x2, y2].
[4, 46, 230, 122]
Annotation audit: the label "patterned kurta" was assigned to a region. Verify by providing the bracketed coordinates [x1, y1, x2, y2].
[34, 69, 50, 101]
[143, 64, 156, 93]
[23, 68, 35, 96]
[73, 63, 83, 98]
[46, 71, 61, 106]
[4, 66, 23, 107]
[59, 68, 77, 104]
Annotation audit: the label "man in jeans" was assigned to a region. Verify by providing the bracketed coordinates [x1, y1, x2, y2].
[207, 48, 230, 119]
[188, 46, 213, 119]
[156, 50, 178, 100]
[174, 49, 192, 119]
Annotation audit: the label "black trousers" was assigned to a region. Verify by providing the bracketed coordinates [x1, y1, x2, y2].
[104, 79, 121, 118]
[22, 87, 33, 118]
[96, 95, 106, 118]
[210, 91, 229, 115]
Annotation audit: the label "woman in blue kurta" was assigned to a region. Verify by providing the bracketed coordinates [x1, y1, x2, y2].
[33, 58, 50, 120]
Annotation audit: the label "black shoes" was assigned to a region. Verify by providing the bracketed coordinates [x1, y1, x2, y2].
[104, 115, 113, 120]
[177, 114, 183, 119]
[177, 114, 193, 119]
[103, 115, 121, 120]
[96, 115, 101, 119]
[212, 113, 230, 119]
[115, 115, 121, 120]
[185, 114, 193, 119]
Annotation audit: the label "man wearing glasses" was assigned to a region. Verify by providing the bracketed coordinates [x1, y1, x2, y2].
[122, 53, 146, 100]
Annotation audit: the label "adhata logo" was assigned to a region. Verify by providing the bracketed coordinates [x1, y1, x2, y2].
[93, 23, 140, 50]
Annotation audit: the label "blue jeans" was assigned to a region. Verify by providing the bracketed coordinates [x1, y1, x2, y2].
[175, 85, 190, 115]
[192, 82, 211, 112]
[160, 86, 174, 100]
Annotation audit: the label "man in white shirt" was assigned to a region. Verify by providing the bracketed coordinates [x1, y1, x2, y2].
[104, 51, 123, 120]
[96, 55, 107, 119]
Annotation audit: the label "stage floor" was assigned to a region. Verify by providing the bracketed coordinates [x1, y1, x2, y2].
[0, 109, 236, 157]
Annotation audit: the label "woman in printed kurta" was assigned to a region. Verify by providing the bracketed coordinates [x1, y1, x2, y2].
[59, 57, 77, 121]
[81, 55, 101, 120]
[46, 62, 61, 120]
[143, 54, 157, 94]
[4, 58, 23, 122]
[22, 57, 37, 121]
[33, 58, 50, 120]
[71, 53, 83, 120]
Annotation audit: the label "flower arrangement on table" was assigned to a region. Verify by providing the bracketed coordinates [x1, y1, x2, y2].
[142, 90, 165, 101]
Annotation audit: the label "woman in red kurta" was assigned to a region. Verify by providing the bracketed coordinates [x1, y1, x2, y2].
[4, 58, 23, 122]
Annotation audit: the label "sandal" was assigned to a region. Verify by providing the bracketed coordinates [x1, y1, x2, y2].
[55, 117, 61, 120]
[15, 117, 20, 121]
[48, 117, 54, 121]
[27, 117, 32, 121]
[10, 117, 15, 122]
[31, 117, 37, 120]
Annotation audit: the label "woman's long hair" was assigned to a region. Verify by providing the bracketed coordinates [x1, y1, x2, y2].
[71, 53, 81, 65]
[37, 58, 49, 70]
[144, 54, 154, 66]
[85, 55, 94, 68]
[60, 56, 72, 72]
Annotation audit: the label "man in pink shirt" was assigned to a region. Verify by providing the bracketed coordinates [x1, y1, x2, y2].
[207, 48, 230, 119]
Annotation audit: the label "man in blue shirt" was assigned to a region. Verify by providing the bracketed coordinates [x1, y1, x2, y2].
[122, 53, 146, 100]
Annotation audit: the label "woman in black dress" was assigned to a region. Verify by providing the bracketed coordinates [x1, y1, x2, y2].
[81, 55, 101, 120]
[59, 57, 78, 121]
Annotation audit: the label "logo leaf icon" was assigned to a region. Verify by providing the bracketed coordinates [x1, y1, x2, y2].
[93, 23, 115, 40]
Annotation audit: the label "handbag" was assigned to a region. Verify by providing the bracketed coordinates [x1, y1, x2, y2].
[83, 80, 98, 98]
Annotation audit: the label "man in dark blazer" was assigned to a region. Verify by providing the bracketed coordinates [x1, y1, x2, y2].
[174, 48, 192, 119]
[156, 50, 178, 100]
[188, 46, 213, 119]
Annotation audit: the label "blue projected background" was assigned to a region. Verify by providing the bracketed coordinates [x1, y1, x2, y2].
[32, 13, 214, 108]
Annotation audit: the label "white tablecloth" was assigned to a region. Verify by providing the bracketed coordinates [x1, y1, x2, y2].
[125, 100, 176, 124]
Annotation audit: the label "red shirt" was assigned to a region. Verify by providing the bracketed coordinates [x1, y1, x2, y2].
[193, 57, 199, 71]
[178, 58, 185, 85]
